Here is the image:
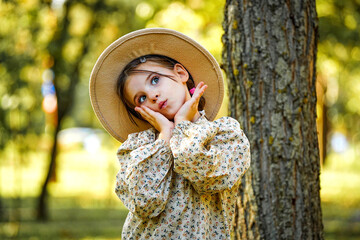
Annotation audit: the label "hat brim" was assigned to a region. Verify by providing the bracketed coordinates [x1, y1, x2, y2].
[89, 28, 224, 142]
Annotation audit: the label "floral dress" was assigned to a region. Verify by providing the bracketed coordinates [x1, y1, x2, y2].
[115, 112, 251, 240]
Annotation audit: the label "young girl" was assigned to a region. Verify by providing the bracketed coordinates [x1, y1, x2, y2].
[89, 28, 250, 239]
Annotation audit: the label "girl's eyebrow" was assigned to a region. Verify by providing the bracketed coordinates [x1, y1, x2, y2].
[131, 69, 159, 75]
[131, 69, 176, 81]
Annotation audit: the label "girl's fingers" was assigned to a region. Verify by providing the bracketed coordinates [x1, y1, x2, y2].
[140, 105, 153, 115]
[192, 82, 207, 102]
[135, 106, 153, 122]
[194, 82, 206, 95]
[136, 106, 164, 126]
[135, 106, 173, 133]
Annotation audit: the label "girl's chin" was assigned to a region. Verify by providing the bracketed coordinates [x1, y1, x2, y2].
[165, 114, 175, 121]
[163, 111, 176, 121]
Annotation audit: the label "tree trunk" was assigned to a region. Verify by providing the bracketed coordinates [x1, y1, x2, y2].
[37, 122, 60, 221]
[222, 0, 323, 239]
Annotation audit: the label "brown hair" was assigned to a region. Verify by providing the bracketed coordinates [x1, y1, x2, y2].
[117, 54, 205, 125]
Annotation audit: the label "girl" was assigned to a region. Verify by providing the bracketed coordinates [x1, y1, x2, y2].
[89, 28, 250, 239]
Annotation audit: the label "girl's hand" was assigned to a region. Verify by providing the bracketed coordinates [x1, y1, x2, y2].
[135, 106, 174, 142]
[174, 82, 207, 125]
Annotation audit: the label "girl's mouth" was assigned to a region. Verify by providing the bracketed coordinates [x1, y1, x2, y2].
[159, 100, 167, 109]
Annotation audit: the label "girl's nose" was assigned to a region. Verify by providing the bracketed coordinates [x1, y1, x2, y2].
[149, 92, 159, 102]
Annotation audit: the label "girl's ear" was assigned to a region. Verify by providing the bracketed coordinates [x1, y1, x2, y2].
[174, 63, 189, 83]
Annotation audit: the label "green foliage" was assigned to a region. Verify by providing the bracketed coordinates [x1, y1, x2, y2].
[317, 0, 360, 144]
[0, 1, 44, 150]
[146, 0, 224, 60]
[0, 0, 176, 150]
[0, 197, 129, 239]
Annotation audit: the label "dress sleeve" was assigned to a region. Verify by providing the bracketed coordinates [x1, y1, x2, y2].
[115, 128, 173, 219]
[169, 116, 250, 195]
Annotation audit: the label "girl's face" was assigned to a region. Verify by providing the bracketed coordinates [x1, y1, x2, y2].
[124, 61, 191, 120]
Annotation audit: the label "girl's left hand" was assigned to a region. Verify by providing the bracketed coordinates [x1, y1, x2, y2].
[174, 82, 207, 125]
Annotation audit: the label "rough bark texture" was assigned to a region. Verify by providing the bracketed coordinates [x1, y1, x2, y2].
[222, 0, 323, 239]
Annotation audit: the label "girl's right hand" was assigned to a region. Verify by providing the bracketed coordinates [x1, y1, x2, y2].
[135, 106, 174, 142]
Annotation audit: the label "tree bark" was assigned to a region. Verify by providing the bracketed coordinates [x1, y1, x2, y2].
[222, 0, 323, 239]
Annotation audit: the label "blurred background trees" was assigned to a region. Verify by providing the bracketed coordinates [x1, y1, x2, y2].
[0, 0, 359, 239]
[34, 0, 163, 221]
[317, 0, 360, 159]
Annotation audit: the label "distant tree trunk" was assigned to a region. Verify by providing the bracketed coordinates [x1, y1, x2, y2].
[37, 123, 60, 220]
[35, 0, 144, 220]
[222, 0, 323, 239]
[36, 1, 85, 221]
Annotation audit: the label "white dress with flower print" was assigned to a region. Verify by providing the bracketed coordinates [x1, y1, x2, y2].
[115, 112, 251, 240]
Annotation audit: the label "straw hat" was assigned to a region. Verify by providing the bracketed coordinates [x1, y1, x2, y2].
[89, 28, 224, 142]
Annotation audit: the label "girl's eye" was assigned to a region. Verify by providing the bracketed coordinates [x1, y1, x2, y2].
[151, 76, 159, 85]
[139, 95, 146, 104]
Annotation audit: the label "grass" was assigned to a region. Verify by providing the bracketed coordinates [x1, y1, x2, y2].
[322, 202, 360, 240]
[0, 145, 360, 239]
[0, 145, 128, 239]
[1, 197, 128, 239]
[321, 149, 360, 240]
